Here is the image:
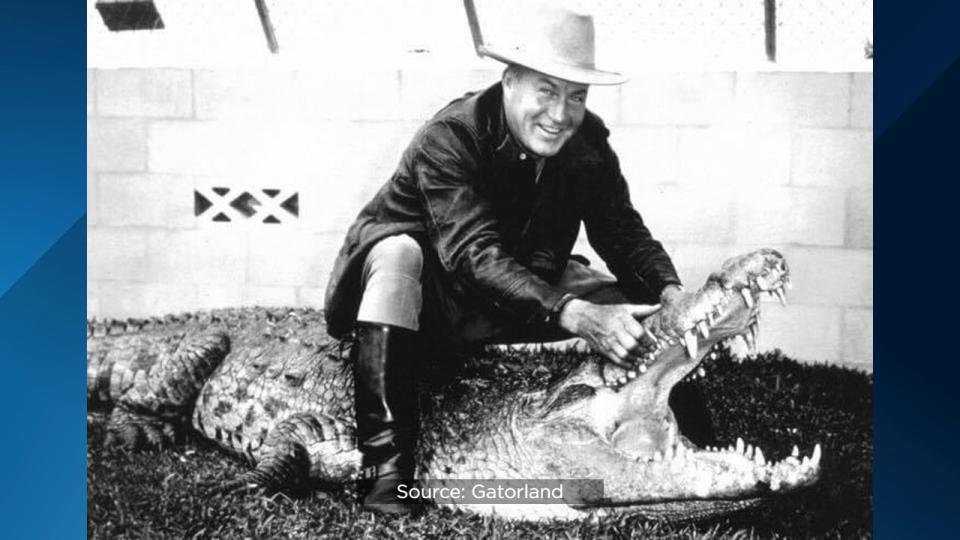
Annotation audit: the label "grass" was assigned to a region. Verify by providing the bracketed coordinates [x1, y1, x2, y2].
[88, 347, 872, 539]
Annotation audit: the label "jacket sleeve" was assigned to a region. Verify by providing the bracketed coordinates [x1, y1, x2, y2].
[411, 120, 568, 324]
[582, 141, 682, 298]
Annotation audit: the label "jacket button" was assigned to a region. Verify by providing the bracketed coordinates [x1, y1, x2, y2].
[519, 152, 527, 160]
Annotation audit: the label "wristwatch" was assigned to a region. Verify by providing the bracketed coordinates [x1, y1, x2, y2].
[547, 293, 578, 326]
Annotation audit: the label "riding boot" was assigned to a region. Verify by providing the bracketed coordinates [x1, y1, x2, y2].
[351, 322, 420, 515]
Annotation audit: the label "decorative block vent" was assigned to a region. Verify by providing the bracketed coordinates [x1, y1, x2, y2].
[95, 0, 164, 31]
[194, 187, 299, 224]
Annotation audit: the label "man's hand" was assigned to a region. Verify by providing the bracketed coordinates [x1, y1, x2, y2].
[557, 299, 662, 368]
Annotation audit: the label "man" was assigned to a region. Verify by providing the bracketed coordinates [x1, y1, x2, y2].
[324, 8, 689, 514]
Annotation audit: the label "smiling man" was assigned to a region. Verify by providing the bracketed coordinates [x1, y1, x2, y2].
[324, 7, 695, 514]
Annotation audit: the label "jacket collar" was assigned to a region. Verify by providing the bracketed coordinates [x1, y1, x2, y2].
[478, 83, 529, 165]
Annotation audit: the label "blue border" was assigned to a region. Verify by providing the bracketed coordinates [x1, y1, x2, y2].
[874, 0, 960, 536]
[0, 2, 86, 537]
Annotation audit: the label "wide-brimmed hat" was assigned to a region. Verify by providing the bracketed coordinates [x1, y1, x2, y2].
[480, 6, 627, 86]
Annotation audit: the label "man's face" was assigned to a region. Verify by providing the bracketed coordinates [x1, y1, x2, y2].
[502, 67, 589, 157]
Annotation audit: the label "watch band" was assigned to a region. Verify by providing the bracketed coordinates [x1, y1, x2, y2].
[547, 293, 578, 326]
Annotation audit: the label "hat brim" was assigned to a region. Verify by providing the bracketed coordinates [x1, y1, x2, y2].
[481, 45, 628, 86]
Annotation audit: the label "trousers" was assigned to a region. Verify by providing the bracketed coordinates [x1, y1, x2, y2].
[355, 234, 647, 347]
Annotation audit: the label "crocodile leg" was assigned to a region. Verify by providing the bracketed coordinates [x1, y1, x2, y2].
[105, 332, 230, 449]
[212, 413, 361, 492]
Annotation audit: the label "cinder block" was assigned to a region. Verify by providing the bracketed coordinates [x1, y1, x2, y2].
[299, 175, 378, 234]
[851, 73, 873, 128]
[620, 72, 735, 126]
[194, 69, 299, 120]
[96, 69, 192, 118]
[757, 304, 843, 365]
[88, 69, 96, 116]
[676, 127, 791, 187]
[246, 230, 342, 288]
[846, 186, 873, 248]
[87, 280, 100, 318]
[97, 282, 199, 318]
[735, 73, 850, 127]
[297, 286, 327, 308]
[587, 84, 621, 126]
[98, 174, 195, 227]
[295, 70, 403, 121]
[609, 126, 679, 186]
[400, 69, 500, 121]
[632, 185, 735, 244]
[88, 170, 98, 227]
[88, 228, 148, 281]
[792, 129, 872, 187]
[194, 285, 245, 311]
[317, 122, 419, 189]
[297, 122, 418, 233]
[243, 286, 297, 307]
[88, 118, 147, 171]
[733, 187, 846, 246]
[669, 244, 752, 289]
[779, 247, 872, 307]
[148, 119, 324, 176]
[843, 308, 873, 369]
[144, 229, 248, 285]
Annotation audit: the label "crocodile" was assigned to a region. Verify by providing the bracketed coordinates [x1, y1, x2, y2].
[87, 249, 821, 522]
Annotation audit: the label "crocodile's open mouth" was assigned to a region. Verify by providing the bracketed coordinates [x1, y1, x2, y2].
[514, 249, 822, 514]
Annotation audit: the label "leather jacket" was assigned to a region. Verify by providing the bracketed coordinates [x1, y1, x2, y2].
[324, 82, 680, 338]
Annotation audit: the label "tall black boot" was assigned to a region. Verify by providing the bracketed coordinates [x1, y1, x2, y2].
[351, 322, 420, 515]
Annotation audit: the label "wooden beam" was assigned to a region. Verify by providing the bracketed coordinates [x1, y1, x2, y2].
[254, 0, 279, 54]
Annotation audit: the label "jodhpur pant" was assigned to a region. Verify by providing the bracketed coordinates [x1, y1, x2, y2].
[355, 234, 653, 348]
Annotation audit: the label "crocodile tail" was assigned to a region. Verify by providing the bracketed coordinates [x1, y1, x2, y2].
[89, 330, 230, 410]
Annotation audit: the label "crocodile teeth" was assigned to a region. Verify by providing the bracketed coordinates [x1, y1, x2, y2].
[697, 321, 710, 338]
[754, 447, 766, 466]
[638, 364, 648, 374]
[697, 366, 706, 378]
[743, 328, 757, 355]
[791, 445, 799, 458]
[746, 444, 754, 458]
[745, 323, 759, 354]
[741, 288, 754, 308]
[736, 437, 745, 454]
[627, 370, 637, 379]
[683, 331, 698, 359]
[812, 443, 822, 466]
[774, 287, 787, 306]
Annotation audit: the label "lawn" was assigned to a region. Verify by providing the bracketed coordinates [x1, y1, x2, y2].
[88, 347, 872, 539]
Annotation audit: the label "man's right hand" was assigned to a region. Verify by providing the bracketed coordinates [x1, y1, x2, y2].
[557, 299, 662, 368]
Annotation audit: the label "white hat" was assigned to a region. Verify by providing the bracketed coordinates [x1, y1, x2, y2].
[480, 6, 627, 86]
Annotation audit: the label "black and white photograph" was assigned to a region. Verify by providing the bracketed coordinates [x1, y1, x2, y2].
[87, 0, 873, 537]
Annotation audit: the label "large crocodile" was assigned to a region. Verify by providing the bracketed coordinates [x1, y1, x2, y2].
[87, 249, 820, 521]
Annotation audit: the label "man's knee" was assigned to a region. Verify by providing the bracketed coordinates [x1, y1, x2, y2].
[364, 234, 423, 281]
[357, 235, 424, 331]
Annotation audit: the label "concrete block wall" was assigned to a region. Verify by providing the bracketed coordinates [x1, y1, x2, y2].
[87, 68, 873, 371]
